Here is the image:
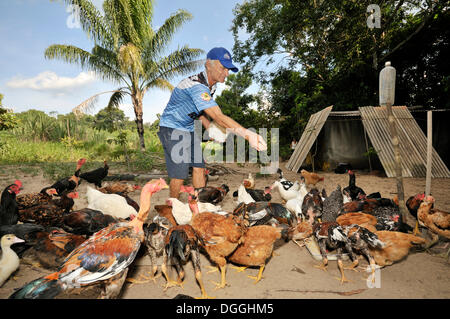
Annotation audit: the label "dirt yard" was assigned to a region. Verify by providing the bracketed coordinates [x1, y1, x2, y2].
[0, 162, 449, 299]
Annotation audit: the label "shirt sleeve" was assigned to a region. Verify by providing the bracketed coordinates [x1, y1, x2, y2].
[186, 84, 218, 113]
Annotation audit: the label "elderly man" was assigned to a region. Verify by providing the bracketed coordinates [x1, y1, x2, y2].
[158, 47, 267, 198]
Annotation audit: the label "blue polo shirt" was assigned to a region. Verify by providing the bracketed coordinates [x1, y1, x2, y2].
[159, 71, 217, 132]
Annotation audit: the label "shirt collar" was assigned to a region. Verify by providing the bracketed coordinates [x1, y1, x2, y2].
[202, 70, 217, 95]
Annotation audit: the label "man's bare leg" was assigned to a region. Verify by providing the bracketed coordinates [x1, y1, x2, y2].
[192, 167, 206, 189]
[170, 178, 184, 199]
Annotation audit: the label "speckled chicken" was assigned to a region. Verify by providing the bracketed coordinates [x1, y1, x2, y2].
[301, 188, 323, 221]
[9, 179, 168, 299]
[16, 188, 58, 210]
[321, 185, 344, 222]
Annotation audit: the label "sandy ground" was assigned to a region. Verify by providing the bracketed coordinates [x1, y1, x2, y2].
[0, 162, 449, 299]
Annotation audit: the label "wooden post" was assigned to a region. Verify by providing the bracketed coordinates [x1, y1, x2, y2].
[379, 62, 408, 224]
[425, 111, 432, 196]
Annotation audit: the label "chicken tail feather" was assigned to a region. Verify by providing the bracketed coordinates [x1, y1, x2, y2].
[9, 276, 62, 299]
[166, 229, 188, 262]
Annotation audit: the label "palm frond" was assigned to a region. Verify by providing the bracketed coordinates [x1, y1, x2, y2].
[144, 78, 174, 92]
[107, 89, 128, 108]
[72, 89, 126, 118]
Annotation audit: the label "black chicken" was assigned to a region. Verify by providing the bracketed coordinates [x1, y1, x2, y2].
[79, 160, 109, 188]
[342, 170, 365, 201]
[196, 184, 229, 204]
[321, 185, 344, 222]
[0, 223, 45, 256]
[42, 159, 86, 196]
[233, 201, 297, 227]
[62, 208, 119, 236]
[0, 180, 22, 226]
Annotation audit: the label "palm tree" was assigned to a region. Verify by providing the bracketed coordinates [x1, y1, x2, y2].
[45, 0, 204, 151]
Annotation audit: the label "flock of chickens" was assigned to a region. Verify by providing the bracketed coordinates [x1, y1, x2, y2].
[0, 159, 449, 299]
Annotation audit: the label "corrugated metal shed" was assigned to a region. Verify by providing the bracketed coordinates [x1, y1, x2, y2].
[359, 106, 450, 178]
[286, 106, 333, 172]
[287, 105, 450, 178]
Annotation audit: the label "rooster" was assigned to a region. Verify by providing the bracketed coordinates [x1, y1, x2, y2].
[161, 224, 213, 299]
[79, 160, 109, 188]
[9, 179, 168, 299]
[0, 180, 22, 226]
[42, 159, 86, 196]
[300, 169, 324, 187]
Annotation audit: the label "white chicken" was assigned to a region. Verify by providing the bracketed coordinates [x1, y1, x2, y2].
[285, 181, 308, 220]
[86, 186, 137, 219]
[0, 234, 25, 287]
[167, 198, 224, 225]
[235, 184, 256, 205]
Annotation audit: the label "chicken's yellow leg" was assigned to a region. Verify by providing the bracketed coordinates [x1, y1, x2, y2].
[211, 265, 228, 290]
[336, 259, 350, 284]
[194, 270, 215, 299]
[248, 265, 265, 284]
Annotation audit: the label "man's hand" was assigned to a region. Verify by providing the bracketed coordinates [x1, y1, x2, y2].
[246, 130, 267, 151]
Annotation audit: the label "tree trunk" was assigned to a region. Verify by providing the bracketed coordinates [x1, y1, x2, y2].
[132, 91, 146, 152]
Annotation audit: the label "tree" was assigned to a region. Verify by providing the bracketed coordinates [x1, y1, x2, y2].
[0, 93, 18, 131]
[45, 0, 204, 151]
[94, 106, 127, 132]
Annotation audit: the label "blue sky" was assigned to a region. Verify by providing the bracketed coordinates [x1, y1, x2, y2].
[0, 0, 252, 124]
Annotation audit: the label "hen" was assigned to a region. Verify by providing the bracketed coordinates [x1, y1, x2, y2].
[98, 181, 140, 195]
[417, 196, 450, 245]
[166, 197, 223, 225]
[0, 234, 25, 287]
[301, 188, 323, 222]
[86, 186, 137, 220]
[16, 188, 58, 210]
[300, 169, 324, 187]
[42, 158, 86, 196]
[406, 193, 426, 234]
[233, 201, 297, 228]
[232, 186, 272, 202]
[342, 170, 365, 201]
[336, 213, 378, 233]
[62, 208, 119, 236]
[228, 224, 292, 284]
[321, 185, 344, 222]
[368, 231, 425, 267]
[0, 180, 22, 226]
[161, 224, 213, 299]
[9, 179, 168, 299]
[79, 160, 109, 188]
[189, 197, 247, 290]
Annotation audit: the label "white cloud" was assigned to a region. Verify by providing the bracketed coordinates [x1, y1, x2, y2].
[6, 71, 97, 92]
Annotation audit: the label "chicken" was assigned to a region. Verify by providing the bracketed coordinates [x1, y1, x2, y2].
[368, 231, 426, 267]
[86, 186, 137, 220]
[0, 223, 45, 257]
[342, 169, 365, 201]
[342, 225, 385, 283]
[21, 228, 86, 270]
[406, 193, 426, 234]
[98, 181, 140, 195]
[161, 224, 213, 299]
[18, 191, 79, 228]
[166, 198, 223, 225]
[291, 220, 314, 246]
[42, 158, 86, 196]
[228, 224, 291, 284]
[0, 234, 25, 287]
[321, 185, 344, 222]
[341, 197, 398, 214]
[0, 180, 22, 226]
[270, 169, 301, 201]
[189, 197, 247, 290]
[417, 196, 450, 242]
[79, 160, 109, 188]
[196, 184, 229, 204]
[235, 184, 256, 204]
[243, 173, 255, 189]
[16, 188, 58, 210]
[301, 188, 323, 222]
[154, 205, 178, 228]
[62, 208, 119, 236]
[9, 179, 168, 299]
[300, 169, 324, 187]
[284, 180, 308, 220]
[233, 201, 297, 227]
[336, 213, 378, 233]
[313, 221, 353, 284]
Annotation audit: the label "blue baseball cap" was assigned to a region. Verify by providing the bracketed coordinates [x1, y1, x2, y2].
[207, 47, 238, 72]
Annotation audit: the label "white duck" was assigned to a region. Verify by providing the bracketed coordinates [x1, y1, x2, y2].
[167, 198, 224, 225]
[285, 180, 309, 220]
[86, 186, 137, 219]
[0, 234, 25, 287]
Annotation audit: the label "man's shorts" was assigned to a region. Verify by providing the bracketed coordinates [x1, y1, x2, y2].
[157, 126, 205, 179]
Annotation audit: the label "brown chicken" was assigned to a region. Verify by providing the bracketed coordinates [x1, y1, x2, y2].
[228, 225, 291, 284]
[417, 196, 450, 244]
[189, 196, 247, 290]
[368, 231, 426, 267]
[154, 205, 178, 227]
[98, 181, 141, 195]
[161, 224, 213, 299]
[341, 197, 397, 214]
[16, 188, 58, 210]
[243, 173, 255, 189]
[21, 228, 86, 270]
[336, 212, 378, 233]
[300, 169, 324, 187]
[405, 193, 426, 235]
